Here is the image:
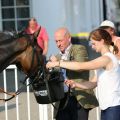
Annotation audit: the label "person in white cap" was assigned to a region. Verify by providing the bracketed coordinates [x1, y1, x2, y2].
[100, 20, 120, 61]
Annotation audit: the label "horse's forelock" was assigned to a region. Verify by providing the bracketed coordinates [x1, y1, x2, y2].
[4, 31, 14, 36]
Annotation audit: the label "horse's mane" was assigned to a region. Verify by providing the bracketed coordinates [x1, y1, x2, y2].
[0, 31, 14, 42]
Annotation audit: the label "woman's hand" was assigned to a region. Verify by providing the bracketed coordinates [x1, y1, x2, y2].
[65, 80, 77, 88]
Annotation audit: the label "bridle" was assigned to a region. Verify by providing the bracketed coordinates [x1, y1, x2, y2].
[0, 30, 47, 101]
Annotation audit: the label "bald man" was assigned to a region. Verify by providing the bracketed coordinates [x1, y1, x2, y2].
[49, 27, 98, 120]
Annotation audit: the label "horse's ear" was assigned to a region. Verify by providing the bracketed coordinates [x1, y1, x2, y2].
[18, 30, 25, 35]
[33, 26, 41, 38]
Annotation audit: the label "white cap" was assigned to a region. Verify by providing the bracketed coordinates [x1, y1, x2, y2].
[100, 20, 115, 29]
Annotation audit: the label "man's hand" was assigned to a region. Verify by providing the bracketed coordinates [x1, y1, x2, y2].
[46, 61, 59, 69]
[49, 55, 57, 62]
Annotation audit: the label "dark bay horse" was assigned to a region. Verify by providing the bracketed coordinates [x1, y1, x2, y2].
[0, 30, 45, 76]
[0, 30, 64, 103]
[0, 30, 47, 100]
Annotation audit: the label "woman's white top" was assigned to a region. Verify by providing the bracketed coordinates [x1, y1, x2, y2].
[96, 52, 120, 110]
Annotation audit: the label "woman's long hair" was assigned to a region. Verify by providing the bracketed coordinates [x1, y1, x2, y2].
[89, 28, 118, 54]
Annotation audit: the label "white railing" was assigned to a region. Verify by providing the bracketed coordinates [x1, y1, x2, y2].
[0, 65, 100, 120]
[1, 65, 53, 120]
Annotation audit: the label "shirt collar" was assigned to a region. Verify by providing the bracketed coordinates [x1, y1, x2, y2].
[60, 44, 72, 55]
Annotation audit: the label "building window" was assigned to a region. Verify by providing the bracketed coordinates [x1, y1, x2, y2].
[1, 0, 30, 31]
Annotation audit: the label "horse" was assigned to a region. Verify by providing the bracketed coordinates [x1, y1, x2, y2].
[0, 30, 64, 103]
[0, 29, 47, 99]
[0, 30, 44, 75]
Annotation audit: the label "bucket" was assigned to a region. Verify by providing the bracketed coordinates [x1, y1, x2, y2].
[32, 70, 64, 104]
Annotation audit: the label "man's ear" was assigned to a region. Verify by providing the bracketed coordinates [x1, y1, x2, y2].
[68, 38, 71, 42]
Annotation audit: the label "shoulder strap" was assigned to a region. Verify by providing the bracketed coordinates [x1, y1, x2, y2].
[34, 26, 41, 38]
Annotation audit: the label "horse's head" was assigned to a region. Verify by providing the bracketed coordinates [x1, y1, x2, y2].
[0, 29, 46, 78]
[0, 30, 65, 103]
[14, 30, 46, 77]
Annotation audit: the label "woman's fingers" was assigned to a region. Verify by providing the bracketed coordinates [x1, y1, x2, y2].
[65, 80, 76, 88]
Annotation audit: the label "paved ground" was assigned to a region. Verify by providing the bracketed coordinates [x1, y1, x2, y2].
[0, 69, 100, 120]
[0, 92, 100, 120]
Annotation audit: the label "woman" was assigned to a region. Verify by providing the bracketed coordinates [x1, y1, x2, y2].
[25, 18, 49, 55]
[46, 28, 120, 120]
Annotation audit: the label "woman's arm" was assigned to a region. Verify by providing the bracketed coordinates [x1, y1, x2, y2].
[65, 75, 97, 89]
[46, 55, 110, 70]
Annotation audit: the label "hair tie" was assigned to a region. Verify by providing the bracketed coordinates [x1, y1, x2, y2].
[111, 42, 114, 46]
